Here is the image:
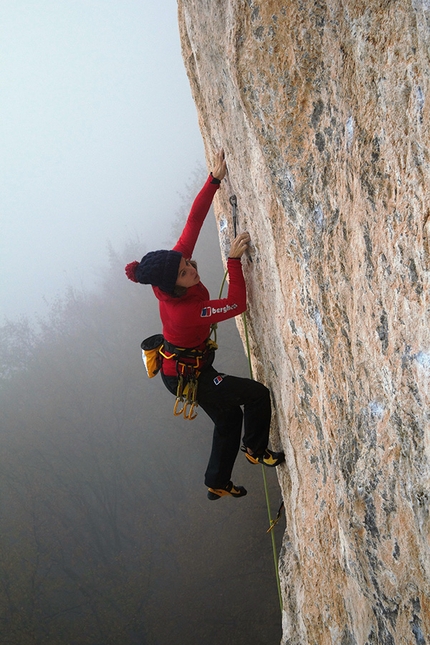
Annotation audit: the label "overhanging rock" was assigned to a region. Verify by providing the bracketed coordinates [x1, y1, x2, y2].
[178, 1, 430, 643]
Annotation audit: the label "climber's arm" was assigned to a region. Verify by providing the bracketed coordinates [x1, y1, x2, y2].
[173, 150, 227, 259]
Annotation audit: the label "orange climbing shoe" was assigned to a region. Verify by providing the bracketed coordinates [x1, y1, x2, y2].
[207, 481, 247, 501]
[241, 446, 285, 467]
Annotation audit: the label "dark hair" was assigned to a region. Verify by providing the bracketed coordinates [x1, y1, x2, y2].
[171, 260, 198, 298]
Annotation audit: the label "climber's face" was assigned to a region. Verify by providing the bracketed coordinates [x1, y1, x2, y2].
[176, 257, 200, 288]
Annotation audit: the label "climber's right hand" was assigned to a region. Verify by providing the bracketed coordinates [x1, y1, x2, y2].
[212, 149, 227, 181]
[229, 232, 250, 258]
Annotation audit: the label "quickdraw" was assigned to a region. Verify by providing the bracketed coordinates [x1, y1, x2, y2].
[266, 501, 285, 533]
[229, 194, 238, 237]
[173, 370, 199, 420]
[160, 338, 218, 421]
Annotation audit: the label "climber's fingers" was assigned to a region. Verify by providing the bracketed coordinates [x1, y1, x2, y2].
[212, 148, 227, 181]
[229, 232, 250, 258]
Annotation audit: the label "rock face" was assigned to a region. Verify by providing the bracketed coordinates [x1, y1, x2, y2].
[178, 1, 430, 643]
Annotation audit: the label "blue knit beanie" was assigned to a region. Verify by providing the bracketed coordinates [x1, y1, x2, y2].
[126, 250, 182, 293]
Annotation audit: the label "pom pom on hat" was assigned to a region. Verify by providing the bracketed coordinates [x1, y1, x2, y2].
[125, 250, 182, 294]
[125, 261, 140, 283]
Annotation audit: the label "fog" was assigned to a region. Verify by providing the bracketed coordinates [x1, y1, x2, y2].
[1, 0, 204, 321]
[0, 178, 284, 643]
[0, 4, 285, 642]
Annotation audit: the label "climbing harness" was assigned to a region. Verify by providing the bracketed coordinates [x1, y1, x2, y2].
[141, 334, 218, 420]
[171, 352, 202, 421]
[163, 337, 218, 420]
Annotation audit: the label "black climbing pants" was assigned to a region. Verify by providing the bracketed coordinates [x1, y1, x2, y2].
[161, 365, 271, 489]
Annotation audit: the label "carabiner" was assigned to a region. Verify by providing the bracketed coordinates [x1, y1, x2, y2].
[183, 400, 198, 420]
[266, 501, 285, 533]
[173, 396, 185, 416]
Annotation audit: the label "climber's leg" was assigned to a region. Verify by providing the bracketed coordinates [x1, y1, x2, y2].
[197, 367, 275, 484]
[200, 401, 243, 488]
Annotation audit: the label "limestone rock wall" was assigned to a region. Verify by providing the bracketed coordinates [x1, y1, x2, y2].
[178, 1, 430, 643]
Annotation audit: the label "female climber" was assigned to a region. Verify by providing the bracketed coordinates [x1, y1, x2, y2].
[125, 149, 284, 500]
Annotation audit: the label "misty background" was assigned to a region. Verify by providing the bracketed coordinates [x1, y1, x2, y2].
[1, 0, 204, 320]
[1, 3, 284, 644]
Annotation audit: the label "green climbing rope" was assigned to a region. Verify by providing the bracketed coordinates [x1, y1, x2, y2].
[242, 310, 283, 613]
[218, 269, 283, 613]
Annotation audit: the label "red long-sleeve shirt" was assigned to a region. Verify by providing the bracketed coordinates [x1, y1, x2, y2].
[154, 174, 247, 376]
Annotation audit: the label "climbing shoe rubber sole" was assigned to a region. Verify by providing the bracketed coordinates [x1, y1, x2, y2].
[207, 481, 247, 500]
[241, 446, 285, 467]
